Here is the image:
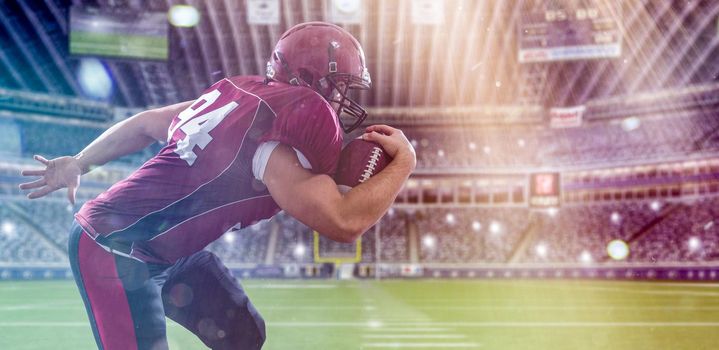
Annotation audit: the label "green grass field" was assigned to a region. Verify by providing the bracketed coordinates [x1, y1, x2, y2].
[1, 279, 719, 349]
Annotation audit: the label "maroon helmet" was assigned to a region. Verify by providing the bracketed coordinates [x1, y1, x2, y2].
[266, 22, 371, 133]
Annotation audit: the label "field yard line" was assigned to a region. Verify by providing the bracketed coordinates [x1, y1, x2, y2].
[360, 342, 480, 348]
[267, 321, 719, 328]
[259, 305, 719, 311]
[252, 284, 337, 289]
[493, 282, 719, 298]
[5, 321, 719, 328]
[0, 301, 77, 311]
[364, 334, 467, 339]
[365, 328, 450, 332]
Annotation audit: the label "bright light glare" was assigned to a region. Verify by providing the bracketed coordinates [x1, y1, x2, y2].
[607, 239, 629, 260]
[610, 212, 621, 224]
[223, 232, 235, 243]
[472, 220, 482, 232]
[489, 221, 501, 235]
[547, 207, 558, 217]
[445, 213, 455, 225]
[367, 320, 383, 328]
[517, 139, 526, 147]
[688, 237, 701, 251]
[483, 146, 491, 154]
[468, 142, 477, 151]
[437, 149, 445, 157]
[77, 58, 112, 99]
[1, 221, 15, 237]
[650, 201, 661, 212]
[535, 243, 548, 257]
[168, 5, 200, 27]
[422, 235, 436, 248]
[621, 116, 641, 131]
[580, 250, 592, 263]
[293, 244, 306, 257]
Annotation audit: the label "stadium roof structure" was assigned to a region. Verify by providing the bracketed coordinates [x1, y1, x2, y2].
[0, 0, 719, 111]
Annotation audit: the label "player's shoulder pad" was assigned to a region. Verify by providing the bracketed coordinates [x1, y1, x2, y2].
[260, 86, 343, 175]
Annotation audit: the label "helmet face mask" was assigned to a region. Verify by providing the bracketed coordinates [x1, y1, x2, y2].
[266, 22, 372, 133]
[324, 74, 368, 133]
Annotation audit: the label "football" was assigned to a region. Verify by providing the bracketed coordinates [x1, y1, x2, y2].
[334, 139, 393, 193]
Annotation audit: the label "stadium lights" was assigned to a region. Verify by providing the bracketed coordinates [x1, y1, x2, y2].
[168, 5, 200, 27]
[546, 207, 559, 217]
[607, 239, 629, 260]
[688, 237, 702, 252]
[621, 116, 641, 132]
[437, 149, 445, 157]
[610, 212, 621, 224]
[535, 243, 548, 257]
[422, 235, 436, 249]
[580, 250, 593, 263]
[472, 220, 482, 232]
[445, 213, 455, 225]
[223, 232, 235, 243]
[650, 201, 662, 212]
[483, 146, 491, 154]
[77, 58, 113, 99]
[489, 221, 501, 235]
[468, 142, 477, 151]
[293, 244, 306, 257]
[1, 221, 15, 238]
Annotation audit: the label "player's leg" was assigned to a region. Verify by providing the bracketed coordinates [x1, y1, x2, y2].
[162, 251, 266, 350]
[68, 221, 169, 350]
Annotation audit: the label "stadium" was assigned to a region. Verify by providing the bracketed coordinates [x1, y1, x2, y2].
[1, 0, 719, 349]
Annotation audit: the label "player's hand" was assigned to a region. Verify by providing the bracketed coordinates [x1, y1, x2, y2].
[19, 155, 82, 204]
[361, 125, 416, 170]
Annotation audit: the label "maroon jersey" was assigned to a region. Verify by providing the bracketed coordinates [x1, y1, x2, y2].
[76, 76, 343, 263]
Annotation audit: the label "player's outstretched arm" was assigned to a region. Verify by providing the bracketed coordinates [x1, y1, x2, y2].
[264, 125, 416, 243]
[18, 100, 192, 203]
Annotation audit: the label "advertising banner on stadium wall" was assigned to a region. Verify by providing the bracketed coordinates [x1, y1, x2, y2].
[247, 0, 280, 25]
[549, 105, 585, 128]
[329, 0, 362, 24]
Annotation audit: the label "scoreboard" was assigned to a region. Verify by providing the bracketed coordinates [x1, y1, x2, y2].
[529, 173, 561, 208]
[518, 1, 621, 63]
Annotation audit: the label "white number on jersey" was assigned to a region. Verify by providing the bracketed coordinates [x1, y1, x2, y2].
[169, 89, 239, 166]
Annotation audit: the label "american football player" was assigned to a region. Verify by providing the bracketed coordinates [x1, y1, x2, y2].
[19, 22, 415, 350]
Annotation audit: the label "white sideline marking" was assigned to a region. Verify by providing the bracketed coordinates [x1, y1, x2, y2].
[364, 334, 467, 339]
[361, 342, 480, 348]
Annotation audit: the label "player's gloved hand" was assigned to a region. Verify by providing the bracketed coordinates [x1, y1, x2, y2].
[19, 155, 82, 204]
[361, 125, 417, 171]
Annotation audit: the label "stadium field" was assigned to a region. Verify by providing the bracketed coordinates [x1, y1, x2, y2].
[1, 279, 719, 349]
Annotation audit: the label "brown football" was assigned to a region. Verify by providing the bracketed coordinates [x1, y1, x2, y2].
[334, 139, 393, 193]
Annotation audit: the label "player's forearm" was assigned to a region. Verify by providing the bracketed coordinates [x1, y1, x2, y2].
[74, 113, 158, 174]
[337, 153, 415, 239]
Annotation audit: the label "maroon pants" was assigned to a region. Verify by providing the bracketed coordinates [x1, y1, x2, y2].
[68, 221, 266, 350]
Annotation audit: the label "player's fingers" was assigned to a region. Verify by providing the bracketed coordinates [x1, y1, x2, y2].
[27, 186, 57, 199]
[362, 131, 391, 145]
[365, 124, 396, 135]
[19, 178, 47, 190]
[33, 155, 50, 165]
[21, 169, 46, 176]
[67, 185, 77, 205]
